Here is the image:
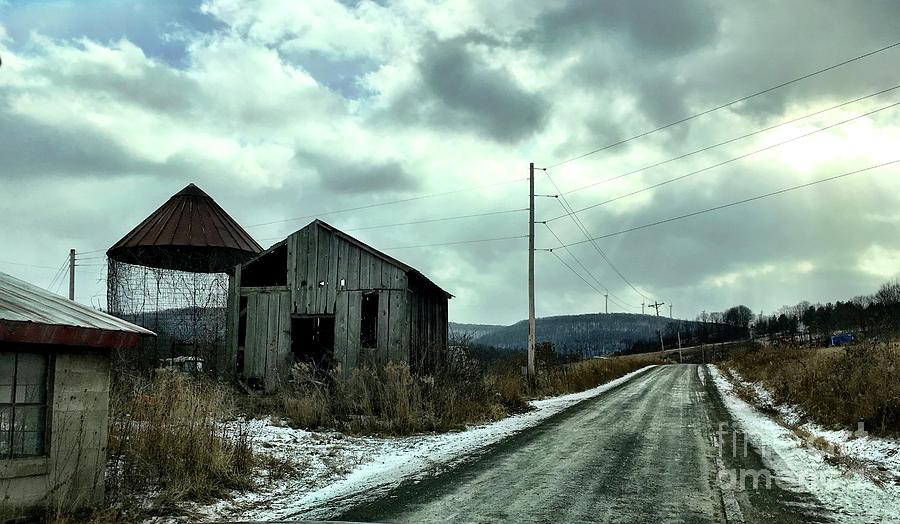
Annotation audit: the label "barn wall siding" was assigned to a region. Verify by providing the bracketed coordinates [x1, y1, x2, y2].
[233, 222, 448, 389]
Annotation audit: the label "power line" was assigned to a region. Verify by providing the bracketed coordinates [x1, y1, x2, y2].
[246, 177, 527, 229]
[547, 100, 900, 221]
[548, 250, 608, 301]
[560, 83, 900, 195]
[545, 40, 900, 169]
[257, 207, 528, 242]
[543, 170, 651, 302]
[383, 234, 529, 250]
[543, 222, 634, 311]
[47, 257, 69, 290]
[546, 159, 900, 249]
[0, 259, 60, 270]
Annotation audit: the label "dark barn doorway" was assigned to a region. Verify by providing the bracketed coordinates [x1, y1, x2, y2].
[291, 315, 335, 371]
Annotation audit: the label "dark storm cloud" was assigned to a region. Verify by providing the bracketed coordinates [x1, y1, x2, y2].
[301, 151, 421, 195]
[528, 0, 719, 58]
[0, 111, 153, 179]
[381, 35, 550, 143]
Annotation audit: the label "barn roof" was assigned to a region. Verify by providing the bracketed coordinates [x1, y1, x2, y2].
[0, 271, 155, 349]
[252, 220, 453, 299]
[107, 183, 263, 273]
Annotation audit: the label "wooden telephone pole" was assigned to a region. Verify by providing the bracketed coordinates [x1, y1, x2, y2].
[527, 162, 536, 378]
[648, 301, 665, 352]
[604, 293, 608, 314]
[68, 249, 75, 301]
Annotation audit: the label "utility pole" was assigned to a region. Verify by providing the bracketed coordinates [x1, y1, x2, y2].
[527, 162, 536, 378]
[648, 301, 665, 353]
[604, 293, 608, 314]
[669, 304, 673, 318]
[642, 301, 645, 315]
[677, 330, 683, 363]
[68, 249, 75, 300]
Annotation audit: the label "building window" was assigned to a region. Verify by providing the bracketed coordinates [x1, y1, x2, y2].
[360, 292, 379, 349]
[0, 352, 48, 458]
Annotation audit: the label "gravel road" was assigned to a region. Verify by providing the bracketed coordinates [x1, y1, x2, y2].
[336, 364, 833, 523]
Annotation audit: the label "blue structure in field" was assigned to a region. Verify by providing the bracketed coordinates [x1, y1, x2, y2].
[830, 333, 854, 346]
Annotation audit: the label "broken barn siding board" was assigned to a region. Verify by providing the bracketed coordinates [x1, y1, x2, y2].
[388, 290, 407, 362]
[316, 226, 330, 313]
[254, 293, 270, 382]
[334, 291, 349, 372]
[346, 290, 361, 375]
[370, 256, 382, 289]
[347, 244, 360, 290]
[376, 290, 390, 365]
[287, 233, 297, 294]
[327, 233, 339, 314]
[305, 225, 318, 315]
[337, 239, 348, 294]
[244, 293, 261, 379]
[265, 293, 281, 392]
[358, 251, 371, 289]
[381, 263, 393, 293]
[293, 229, 307, 314]
[244, 292, 257, 378]
[276, 291, 291, 382]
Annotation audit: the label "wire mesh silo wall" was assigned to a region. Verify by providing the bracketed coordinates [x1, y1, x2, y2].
[107, 259, 229, 374]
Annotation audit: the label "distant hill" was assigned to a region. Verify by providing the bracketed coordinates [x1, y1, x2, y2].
[458, 313, 696, 356]
[449, 322, 505, 340]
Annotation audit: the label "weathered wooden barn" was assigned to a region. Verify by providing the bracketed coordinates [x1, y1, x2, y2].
[0, 271, 154, 515]
[226, 220, 451, 391]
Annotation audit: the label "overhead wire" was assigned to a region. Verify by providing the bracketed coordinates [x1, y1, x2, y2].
[545, 40, 900, 169]
[383, 234, 529, 250]
[246, 177, 527, 229]
[543, 170, 652, 302]
[256, 207, 529, 243]
[545, 159, 900, 249]
[547, 100, 900, 221]
[543, 222, 633, 311]
[560, 83, 900, 195]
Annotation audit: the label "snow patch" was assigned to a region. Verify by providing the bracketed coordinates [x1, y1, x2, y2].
[709, 365, 900, 523]
[196, 365, 659, 521]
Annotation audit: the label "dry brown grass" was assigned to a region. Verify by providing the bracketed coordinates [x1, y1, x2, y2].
[530, 353, 666, 398]
[273, 353, 664, 436]
[107, 369, 255, 510]
[721, 340, 900, 435]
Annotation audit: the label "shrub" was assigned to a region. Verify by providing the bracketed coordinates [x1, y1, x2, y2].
[107, 370, 255, 508]
[722, 341, 900, 435]
[274, 352, 664, 435]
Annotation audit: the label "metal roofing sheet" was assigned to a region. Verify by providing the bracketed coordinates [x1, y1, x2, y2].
[108, 183, 263, 254]
[0, 271, 155, 337]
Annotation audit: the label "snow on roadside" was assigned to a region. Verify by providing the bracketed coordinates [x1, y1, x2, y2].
[724, 366, 900, 480]
[708, 365, 900, 523]
[196, 365, 659, 522]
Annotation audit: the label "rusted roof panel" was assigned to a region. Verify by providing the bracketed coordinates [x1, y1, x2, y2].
[0, 271, 155, 349]
[107, 184, 262, 272]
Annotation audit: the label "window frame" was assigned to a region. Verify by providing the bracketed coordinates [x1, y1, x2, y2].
[0, 350, 50, 460]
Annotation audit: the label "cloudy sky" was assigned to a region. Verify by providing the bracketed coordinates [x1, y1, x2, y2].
[2, 0, 900, 325]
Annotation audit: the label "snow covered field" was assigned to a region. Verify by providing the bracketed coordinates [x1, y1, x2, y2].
[194, 365, 659, 522]
[709, 365, 900, 522]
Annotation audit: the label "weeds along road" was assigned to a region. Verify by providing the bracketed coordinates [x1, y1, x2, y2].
[335, 365, 833, 524]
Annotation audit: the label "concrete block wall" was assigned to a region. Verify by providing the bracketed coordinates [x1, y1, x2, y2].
[0, 347, 111, 516]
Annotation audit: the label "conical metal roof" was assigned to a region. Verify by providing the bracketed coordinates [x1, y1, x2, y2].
[107, 183, 263, 273]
